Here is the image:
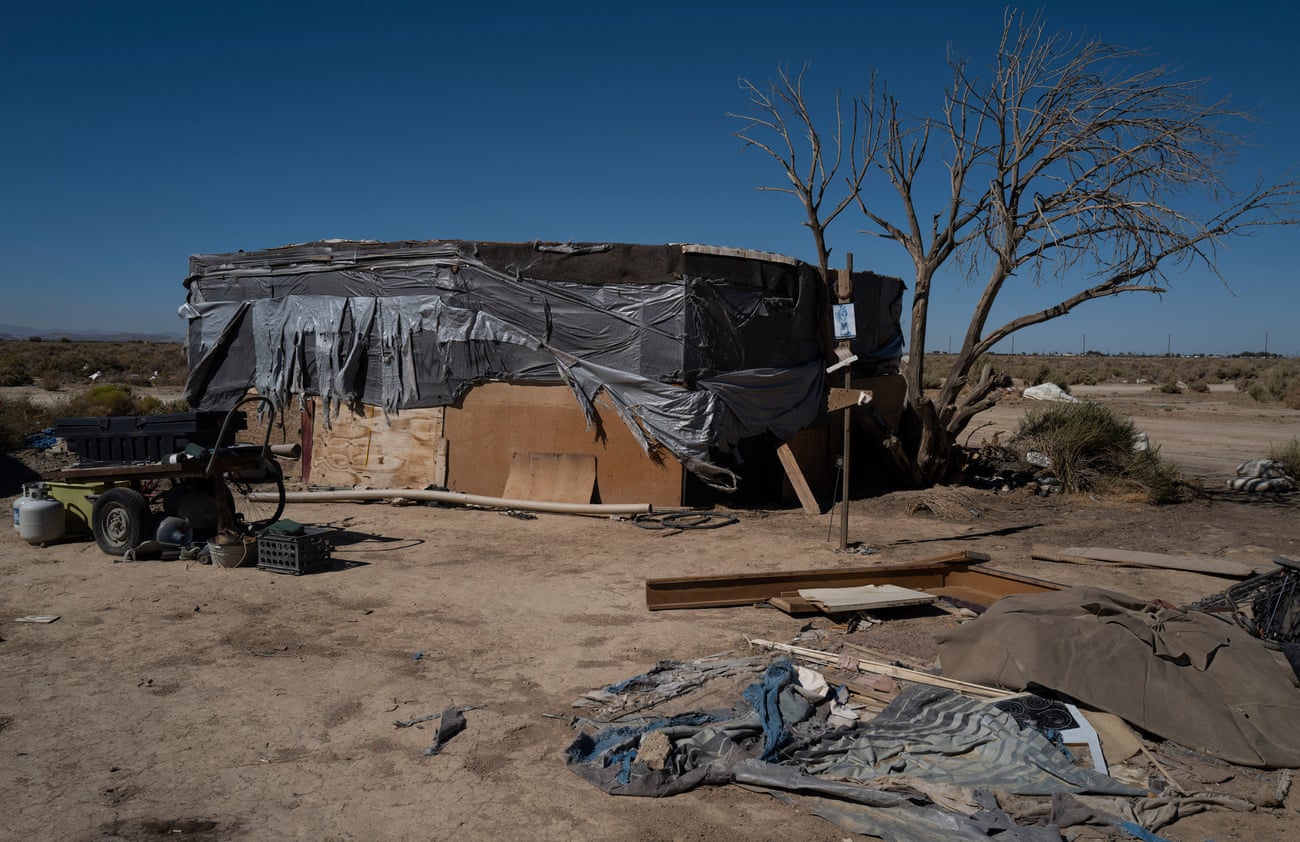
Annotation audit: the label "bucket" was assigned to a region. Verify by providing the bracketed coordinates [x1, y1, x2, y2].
[208, 536, 257, 568]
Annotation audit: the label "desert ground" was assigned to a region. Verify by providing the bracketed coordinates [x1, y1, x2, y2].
[2, 384, 1299, 841]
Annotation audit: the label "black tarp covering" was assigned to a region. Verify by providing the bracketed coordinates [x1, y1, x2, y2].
[179, 240, 901, 489]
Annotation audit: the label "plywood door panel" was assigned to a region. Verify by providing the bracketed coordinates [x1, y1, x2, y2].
[311, 404, 447, 489]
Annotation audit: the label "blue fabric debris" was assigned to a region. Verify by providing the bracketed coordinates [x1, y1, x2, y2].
[1112, 820, 1176, 842]
[565, 712, 722, 785]
[604, 660, 683, 694]
[741, 659, 797, 761]
[24, 429, 57, 450]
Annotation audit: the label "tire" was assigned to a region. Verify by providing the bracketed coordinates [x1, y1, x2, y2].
[92, 487, 151, 556]
[224, 458, 286, 533]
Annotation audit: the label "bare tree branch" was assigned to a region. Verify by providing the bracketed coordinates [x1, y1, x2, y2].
[729, 65, 878, 279]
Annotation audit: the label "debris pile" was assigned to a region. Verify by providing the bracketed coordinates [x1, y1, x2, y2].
[566, 554, 1300, 840]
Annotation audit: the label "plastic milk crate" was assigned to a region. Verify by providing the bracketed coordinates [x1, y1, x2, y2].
[256, 528, 333, 575]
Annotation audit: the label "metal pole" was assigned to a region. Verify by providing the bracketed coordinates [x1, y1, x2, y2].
[839, 254, 853, 550]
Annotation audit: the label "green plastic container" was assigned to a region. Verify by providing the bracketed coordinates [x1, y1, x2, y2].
[44, 481, 120, 536]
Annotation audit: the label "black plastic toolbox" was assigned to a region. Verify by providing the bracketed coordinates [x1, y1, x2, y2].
[54, 411, 246, 463]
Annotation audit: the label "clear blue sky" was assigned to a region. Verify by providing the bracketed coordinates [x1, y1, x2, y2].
[2, 1, 1297, 355]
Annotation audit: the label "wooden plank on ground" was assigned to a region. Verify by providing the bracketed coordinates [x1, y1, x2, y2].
[776, 442, 821, 515]
[797, 584, 937, 612]
[501, 452, 596, 504]
[769, 593, 819, 614]
[1033, 544, 1256, 579]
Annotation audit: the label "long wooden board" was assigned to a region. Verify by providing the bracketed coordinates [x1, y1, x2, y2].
[776, 443, 821, 515]
[643, 551, 1065, 611]
[1032, 544, 1257, 579]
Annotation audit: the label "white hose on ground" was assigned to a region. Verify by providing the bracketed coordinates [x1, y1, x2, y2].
[249, 487, 652, 516]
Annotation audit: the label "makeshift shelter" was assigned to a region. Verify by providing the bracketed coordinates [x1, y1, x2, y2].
[180, 239, 904, 505]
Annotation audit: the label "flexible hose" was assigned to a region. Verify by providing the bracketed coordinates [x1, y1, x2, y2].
[249, 487, 652, 516]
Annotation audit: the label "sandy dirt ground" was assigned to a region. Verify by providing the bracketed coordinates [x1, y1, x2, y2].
[2, 386, 1299, 842]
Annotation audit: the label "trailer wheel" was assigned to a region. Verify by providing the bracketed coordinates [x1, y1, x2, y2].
[92, 488, 151, 556]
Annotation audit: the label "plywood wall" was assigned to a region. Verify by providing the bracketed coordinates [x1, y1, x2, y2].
[441, 383, 684, 506]
[304, 384, 684, 506]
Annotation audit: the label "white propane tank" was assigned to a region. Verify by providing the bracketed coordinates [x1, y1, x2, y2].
[18, 488, 65, 545]
[12, 483, 42, 531]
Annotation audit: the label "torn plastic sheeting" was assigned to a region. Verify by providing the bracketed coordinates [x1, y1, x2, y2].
[557, 357, 826, 491]
[184, 296, 824, 490]
[243, 294, 546, 421]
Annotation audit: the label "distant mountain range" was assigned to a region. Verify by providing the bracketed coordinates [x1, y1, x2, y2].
[0, 323, 184, 343]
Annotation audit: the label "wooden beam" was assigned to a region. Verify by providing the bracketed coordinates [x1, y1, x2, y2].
[828, 388, 873, 414]
[776, 442, 821, 515]
[750, 638, 1009, 699]
[643, 551, 1035, 610]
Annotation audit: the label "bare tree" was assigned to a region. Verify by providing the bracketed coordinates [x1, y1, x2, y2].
[730, 65, 878, 280]
[734, 10, 1298, 485]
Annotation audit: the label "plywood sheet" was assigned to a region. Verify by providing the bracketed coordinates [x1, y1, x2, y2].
[311, 404, 447, 489]
[442, 383, 683, 506]
[501, 452, 596, 504]
[797, 584, 937, 612]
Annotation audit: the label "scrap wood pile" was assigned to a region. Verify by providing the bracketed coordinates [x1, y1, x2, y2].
[564, 584, 1300, 842]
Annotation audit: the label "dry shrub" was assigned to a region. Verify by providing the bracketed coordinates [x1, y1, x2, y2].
[1013, 401, 1186, 503]
[1270, 438, 1300, 481]
[63, 384, 138, 417]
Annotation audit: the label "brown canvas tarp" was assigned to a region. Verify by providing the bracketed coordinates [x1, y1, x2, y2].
[936, 587, 1300, 768]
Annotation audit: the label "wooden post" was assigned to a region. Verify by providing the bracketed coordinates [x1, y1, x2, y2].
[838, 253, 853, 550]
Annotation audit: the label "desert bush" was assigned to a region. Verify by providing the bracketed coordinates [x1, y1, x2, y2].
[0, 360, 31, 387]
[1245, 381, 1269, 402]
[1121, 449, 1189, 504]
[63, 384, 139, 417]
[1013, 401, 1184, 501]
[1270, 438, 1300, 480]
[1187, 380, 1209, 393]
[1157, 382, 1181, 394]
[0, 397, 56, 452]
